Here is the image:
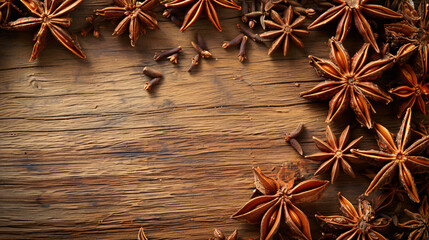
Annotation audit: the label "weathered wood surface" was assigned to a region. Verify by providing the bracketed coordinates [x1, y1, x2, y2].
[0, 2, 427, 239]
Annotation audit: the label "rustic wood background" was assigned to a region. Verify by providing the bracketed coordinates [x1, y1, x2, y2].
[0, 1, 427, 239]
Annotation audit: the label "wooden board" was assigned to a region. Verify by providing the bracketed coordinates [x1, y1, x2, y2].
[0, 2, 427, 239]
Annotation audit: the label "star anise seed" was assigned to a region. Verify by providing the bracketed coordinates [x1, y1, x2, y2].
[306, 125, 362, 183]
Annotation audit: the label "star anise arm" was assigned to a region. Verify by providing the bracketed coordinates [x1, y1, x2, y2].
[327, 87, 350, 123]
[398, 162, 419, 202]
[404, 135, 429, 156]
[205, 0, 222, 31]
[336, 7, 352, 42]
[350, 90, 375, 128]
[338, 192, 358, 219]
[30, 25, 49, 62]
[260, 200, 282, 240]
[397, 219, 421, 229]
[308, 56, 345, 81]
[289, 34, 304, 50]
[365, 161, 398, 196]
[326, 126, 338, 149]
[180, 0, 204, 32]
[397, 107, 412, 151]
[113, 16, 131, 36]
[359, 4, 402, 19]
[289, 179, 329, 204]
[340, 158, 356, 178]
[51, 0, 83, 17]
[253, 167, 279, 194]
[140, 0, 157, 11]
[291, 15, 306, 28]
[307, 3, 346, 29]
[353, 9, 380, 53]
[138, 12, 159, 30]
[300, 81, 344, 100]
[306, 152, 335, 161]
[48, 24, 86, 59]
[165, 0, 196, 7]
[96, 7, 127, 19]
[259, 29, 284, 38]
[315, 215, 355, 229]
[212, 0, 240, 10]
[329, 37, 350, 72]
[284, 203, 312, 240]
[356, 82, 392, 103]
[231, 196, 278, 223]
[343, 137, 363, 152]
[129, 18, 141, 47]
[373, 123, 397, 153]
[7, 17, 42, 31]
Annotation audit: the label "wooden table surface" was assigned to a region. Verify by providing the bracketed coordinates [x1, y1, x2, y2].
[0, 1, 427, 239]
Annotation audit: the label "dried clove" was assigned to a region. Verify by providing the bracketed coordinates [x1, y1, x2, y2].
[241, 0, 249, 22]
[80, 15, 104, 38]
[153, 46, 182, 61]
[238, 35, 248, 62]
[285, 123, 304, 155]
[144, 77, 162, 91]
[222, 33, 244, 48]
[167, 53, 179, 64]
[237, 24, 263, 42]
[191, 43, 212, 59]
[187, 54, 200, 72]
[142, 66, 163, 78]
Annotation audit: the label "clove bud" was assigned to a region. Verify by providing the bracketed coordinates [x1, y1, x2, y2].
[222, 33, 244, 49]
[153, 46, 182, 61]
[285, 123, 304, 155]
[142, 66, 163, 78]
[238, 35, 248, 62]
[187, 54, 200, 72]
[144, 77, 162, 91]
[237, 24, 263, 42]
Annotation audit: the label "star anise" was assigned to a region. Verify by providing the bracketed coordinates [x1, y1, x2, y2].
[0, 0, 23, 23]
[306, 125, 362, 183]
[373, 183, 407, 211]
[259, 7, 309, 56]
[7, 0, 85, 61]
[300, 38, 394, 129]
[96, 0, 159, 47]
[232, 166, 329, 240]
[398, 196, 429, 240]
[351, 108, 429, 203]
[316, 193, 391, 239]
[384, 0, 429, 75]
[307, 0, 402, 53]
[389, 64, 429, 117]
[164, 0, 241, 32]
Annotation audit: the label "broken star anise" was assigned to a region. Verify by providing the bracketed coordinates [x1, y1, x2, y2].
[307, 0, 402, 53]
[300, 38, 394, 129]
[316, 192, 391, 239]
[398, 196, 429, 240]
[96, 0, 159, 47]
[259, 7, 309, 56]
[209, 229, 238, 240]
[164, 0, 241, 32]
[389, 64, 429, 118]
[7, 0, 85, 61]
[306, 125, 362, 183]
[232, 166, 329, 240]
[352, 108, 429, 203]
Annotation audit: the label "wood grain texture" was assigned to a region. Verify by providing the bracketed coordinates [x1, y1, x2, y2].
[0, 1, 427, 239]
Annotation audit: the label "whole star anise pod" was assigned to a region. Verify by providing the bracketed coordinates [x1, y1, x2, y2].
[398, 196, 429, 239]
[232, 166, 329, 240]
[306, 125, 362, 183]
[96, 0, 159, 47]
[352, 108, 429, 203]
[389, 64, 429, 117]
[259, 7, 309, 56]
[307, 0, 402, 53]
[7, 0, 85, 61]
[0, 0, 23, 23]
[164, 0, 241, 32]
[300, 38, 394, 129]
[316, 193, 391, 239]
